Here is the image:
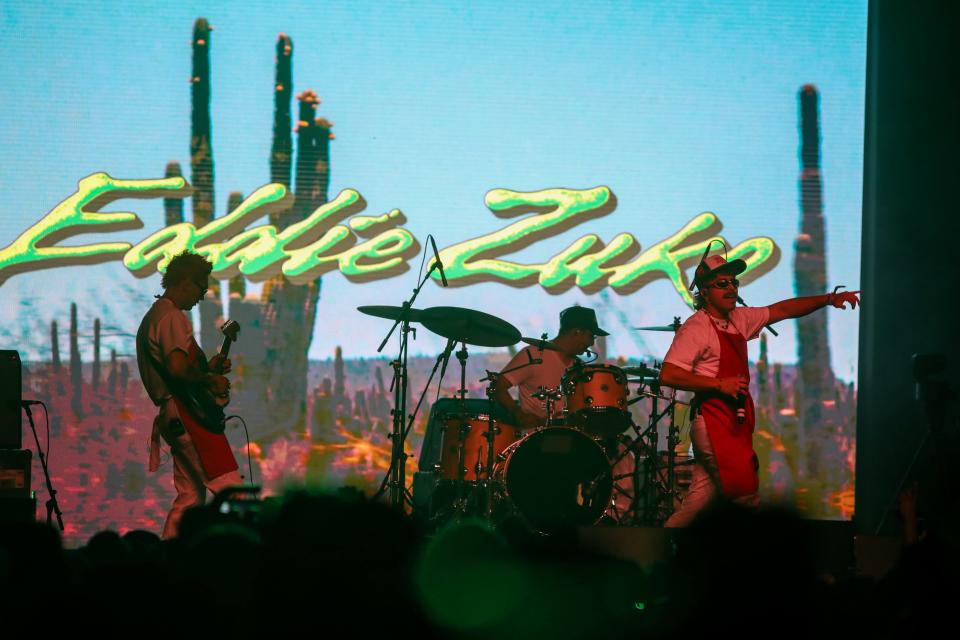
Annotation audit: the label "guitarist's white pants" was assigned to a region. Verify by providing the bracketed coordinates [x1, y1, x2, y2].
[156, 411, 242, 539]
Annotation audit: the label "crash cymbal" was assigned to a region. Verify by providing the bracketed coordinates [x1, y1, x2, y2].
[633, 324, 678, 332]
[634, 316, 683, 332]
[357, 305, 424, 322]
[420, 306, 521, 348]
[520, 336, 565, 353]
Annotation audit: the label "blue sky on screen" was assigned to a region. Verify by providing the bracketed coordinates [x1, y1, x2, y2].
[0, 1, 867, 375]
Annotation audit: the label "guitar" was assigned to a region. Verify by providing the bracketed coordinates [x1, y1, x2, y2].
[171, 319, 241, 434]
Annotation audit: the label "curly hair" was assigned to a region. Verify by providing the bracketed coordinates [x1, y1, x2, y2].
[161, 251, 212, 289]
[693, 288, 706, 310]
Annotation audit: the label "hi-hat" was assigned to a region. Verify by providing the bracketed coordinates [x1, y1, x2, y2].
[357, 305, 425, 322]
[621, 364, 661, 377]
[420, 306, 521, 347]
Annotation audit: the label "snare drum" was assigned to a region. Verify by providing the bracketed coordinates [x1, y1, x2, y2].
[438, 413, 520, 482]
[562, 363, 630, 438]
[494, 427, 613, 533]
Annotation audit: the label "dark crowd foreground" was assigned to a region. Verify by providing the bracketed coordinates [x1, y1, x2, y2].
[1, 489, 956, 639]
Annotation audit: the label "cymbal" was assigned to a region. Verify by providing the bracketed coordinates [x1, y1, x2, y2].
[520, 336, 564, 353]
[420, 306, 521, 348]
[622, 364, 661, 377]
[634, 316, 682, 332]
[357, 305, 424, 322]
[634, 324, 678, 332]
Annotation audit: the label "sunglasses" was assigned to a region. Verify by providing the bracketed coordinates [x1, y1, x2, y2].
[704, 278, 740, 290]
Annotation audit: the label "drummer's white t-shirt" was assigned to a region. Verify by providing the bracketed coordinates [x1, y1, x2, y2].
[501, 346, 574, 420]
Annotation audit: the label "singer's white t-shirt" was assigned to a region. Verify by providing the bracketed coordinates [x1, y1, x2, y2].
[501, 346, 574, 420]
[663, 308, 770, 378]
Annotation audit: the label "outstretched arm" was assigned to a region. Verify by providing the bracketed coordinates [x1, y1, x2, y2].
[766, 290, 860, 325]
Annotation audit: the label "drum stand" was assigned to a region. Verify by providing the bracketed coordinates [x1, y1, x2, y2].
[429, 342, 498, 522]
[604, 384, 686, 526]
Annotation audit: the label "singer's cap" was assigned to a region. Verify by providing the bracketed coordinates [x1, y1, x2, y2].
[693, 254, 746, 288]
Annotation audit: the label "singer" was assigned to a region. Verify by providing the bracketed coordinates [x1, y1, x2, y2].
[494, 306, 609, 430]
[659, 254, 860, 527]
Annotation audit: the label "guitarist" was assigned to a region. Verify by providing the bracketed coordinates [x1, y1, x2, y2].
[136, 251, 240, 539]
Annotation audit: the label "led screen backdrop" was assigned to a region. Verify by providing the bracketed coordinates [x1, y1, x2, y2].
[0, 1, 867, 542]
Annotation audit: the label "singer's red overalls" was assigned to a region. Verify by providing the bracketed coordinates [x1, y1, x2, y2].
[695, 318, 759, 498]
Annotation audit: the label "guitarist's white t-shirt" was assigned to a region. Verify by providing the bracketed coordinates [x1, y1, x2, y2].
[137, 296, 195, 471]
[137, 296, 195, 406]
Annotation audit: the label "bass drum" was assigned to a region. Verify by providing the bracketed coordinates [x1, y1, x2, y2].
[495, 427, 613, 533]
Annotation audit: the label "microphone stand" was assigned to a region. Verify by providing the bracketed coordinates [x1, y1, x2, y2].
[371, 259, 443, 511]
[23, 403, 64, 530]
[736, 296, 779, 337]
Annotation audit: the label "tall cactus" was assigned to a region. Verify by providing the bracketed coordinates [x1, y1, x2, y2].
[270, 33, 293, 226]
[226, 191, 246, 297]
[70, 303, 82, 416]
[191, 17, 220, 335]
[259, 46, 333, 437]
[50, 319, 61, 371]
[92, 318, 101, 392]
[120, 361, 130, 400]
[794, 86, 833, 409]
[164, 161, 185, 226]
[793, 85, 834, 484]
[334, 345, 345, 398]
[190, 18, 215, 230]
[108, 349, 117, 397]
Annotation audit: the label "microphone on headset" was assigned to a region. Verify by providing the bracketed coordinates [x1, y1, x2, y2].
[690, 239, 719, 290]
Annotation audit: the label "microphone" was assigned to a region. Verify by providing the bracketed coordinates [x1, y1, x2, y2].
[736, 393, 746, 424]
[439, 338, 456, 380]
[428, 235, 448, 287]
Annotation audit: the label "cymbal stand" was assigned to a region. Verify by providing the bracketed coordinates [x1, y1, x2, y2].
[608, 377, 676, 525]
[606, 416, 654, 525]
[639, 388, 667, 525]
[372, 260, 442, 511]
[531, 386, 563, 427]
[660, 385, 683, 522]
[477, 354, 545, 520]
[452, 342, 474, 513]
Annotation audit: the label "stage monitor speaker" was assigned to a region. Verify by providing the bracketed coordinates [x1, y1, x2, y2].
[0, 449, 32, 498]
[0, 350, 22, 449]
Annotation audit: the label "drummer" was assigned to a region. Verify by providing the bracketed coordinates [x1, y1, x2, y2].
[494, 306, 609, 430]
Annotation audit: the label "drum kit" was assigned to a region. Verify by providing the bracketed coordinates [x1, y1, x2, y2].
[360, 302, 690, 534]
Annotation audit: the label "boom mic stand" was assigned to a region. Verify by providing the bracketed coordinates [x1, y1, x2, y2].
[23, 402, 64, 530]
[371, 260, 444, 511]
